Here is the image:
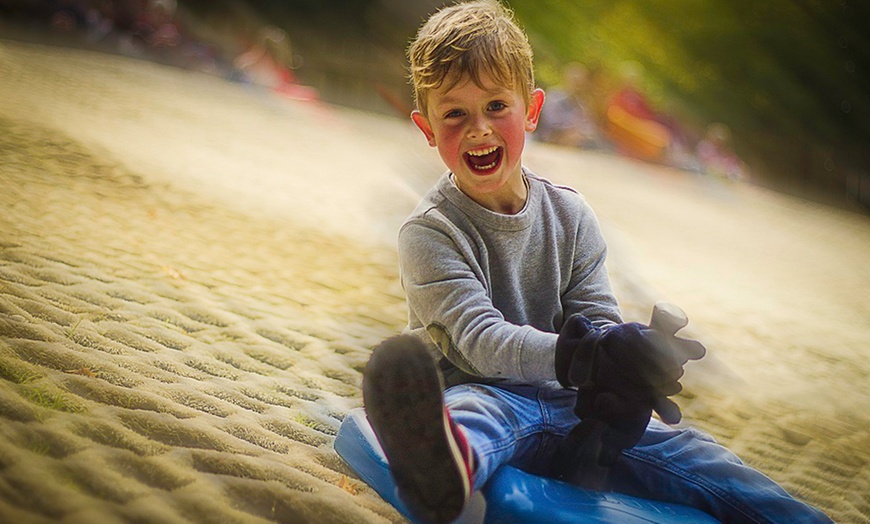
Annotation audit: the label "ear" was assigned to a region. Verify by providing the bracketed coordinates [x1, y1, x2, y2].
[411, 110, 437, 147]
[525, 88, 545, 133]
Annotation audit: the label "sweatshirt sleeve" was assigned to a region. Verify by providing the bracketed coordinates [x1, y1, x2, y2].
[398, 220, 558, 384]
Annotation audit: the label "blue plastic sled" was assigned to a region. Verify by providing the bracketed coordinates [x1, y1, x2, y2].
[334, 408, 720, 523]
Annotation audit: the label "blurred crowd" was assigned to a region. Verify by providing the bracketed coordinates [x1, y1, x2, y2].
[3, 0, 223, 71]
[536, 61, 748, 181]
[1, 0, 318, 100]
[2, 3, 745, 179]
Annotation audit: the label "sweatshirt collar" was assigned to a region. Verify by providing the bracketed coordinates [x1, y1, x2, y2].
[441, 168, 538, 231]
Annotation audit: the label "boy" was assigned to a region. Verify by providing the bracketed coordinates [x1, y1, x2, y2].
[362, 2, 831, 523]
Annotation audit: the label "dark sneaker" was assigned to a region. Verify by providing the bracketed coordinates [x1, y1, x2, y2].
[363, 335, 475, 524]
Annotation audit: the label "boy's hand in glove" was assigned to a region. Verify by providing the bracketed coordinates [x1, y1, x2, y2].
[552, 303, 706, 485]
[555, 302, 706, 425]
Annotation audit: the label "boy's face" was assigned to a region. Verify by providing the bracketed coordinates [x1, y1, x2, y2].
[411, 72, 544, 211]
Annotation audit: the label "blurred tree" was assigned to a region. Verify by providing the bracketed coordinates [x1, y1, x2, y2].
[510, 0, 869, 206]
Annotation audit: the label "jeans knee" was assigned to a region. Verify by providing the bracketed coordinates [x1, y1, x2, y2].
[685, 426, 718, 444]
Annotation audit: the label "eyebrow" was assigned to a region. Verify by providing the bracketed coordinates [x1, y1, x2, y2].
[433, 86, 513, 108]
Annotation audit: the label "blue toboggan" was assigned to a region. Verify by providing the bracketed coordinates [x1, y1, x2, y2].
[334, 408, 720, 523]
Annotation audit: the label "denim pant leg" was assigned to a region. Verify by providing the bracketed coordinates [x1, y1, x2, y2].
[610, 419, 833, 524]
[444, 383, 831, 524]
[443, 382, 577, 489]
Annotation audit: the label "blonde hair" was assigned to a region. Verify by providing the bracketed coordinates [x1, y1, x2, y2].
[408, 0, 535, 116]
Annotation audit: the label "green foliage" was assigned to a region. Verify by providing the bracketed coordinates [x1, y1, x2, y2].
[509, 0, 869, 197]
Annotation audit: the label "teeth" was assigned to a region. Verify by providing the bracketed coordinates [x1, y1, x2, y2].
[467, 146, 499, 156]
[472, 161, 497, 170]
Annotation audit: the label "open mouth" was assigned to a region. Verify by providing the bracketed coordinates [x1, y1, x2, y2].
[464, 146, 503, 173]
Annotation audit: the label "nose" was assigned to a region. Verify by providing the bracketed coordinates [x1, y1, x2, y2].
[467, 114, 492, 139]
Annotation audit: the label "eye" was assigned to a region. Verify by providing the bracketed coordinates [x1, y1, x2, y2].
[488, 101, 507, 112]
[444, 109, 465, 119]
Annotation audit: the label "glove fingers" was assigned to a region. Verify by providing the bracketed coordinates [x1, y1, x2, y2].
[654, 395, 683, 425]
[658, 379, 683, 397]
[580, 321, 703, 413]
[656, 334, 705, 366]
[604, 351, 682, 389]
[675, 338, 707, 362]
[649, 302, 689, 336]
[643, 359, 684, 386]
[644, 335, 698, 385]
[590, 381, 681, 423]
[602, 325, 682, 383]
[643, 333, 686, 377]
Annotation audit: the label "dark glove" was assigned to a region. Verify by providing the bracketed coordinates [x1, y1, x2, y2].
[555, 303, 706, 425]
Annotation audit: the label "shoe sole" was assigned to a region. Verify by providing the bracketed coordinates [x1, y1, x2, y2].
[363, 335, 467, 524]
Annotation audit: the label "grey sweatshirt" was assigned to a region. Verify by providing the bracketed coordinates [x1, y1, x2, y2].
[398, 169, 622, 387]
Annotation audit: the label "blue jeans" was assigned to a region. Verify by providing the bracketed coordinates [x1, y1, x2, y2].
[444, 382, 832, 524]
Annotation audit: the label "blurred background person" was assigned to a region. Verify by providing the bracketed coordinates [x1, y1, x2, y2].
[536, 62, 611, 151]
[604, 61, 699, 170]
[604, 61, 672, 163]
[233, 24, 317, 101]
[696, 123, 748, 181]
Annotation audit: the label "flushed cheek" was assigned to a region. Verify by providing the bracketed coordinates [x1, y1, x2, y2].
[434, 131, 466, 169]
[497, 121, 526, 164]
